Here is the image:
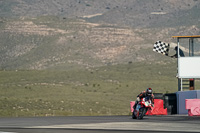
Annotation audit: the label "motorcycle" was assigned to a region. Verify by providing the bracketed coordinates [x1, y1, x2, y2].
[132, 96, 153, 119]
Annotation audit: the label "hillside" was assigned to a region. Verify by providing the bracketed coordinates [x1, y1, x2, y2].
[0, 0, 200, 70]
[1, 0, 200, 27]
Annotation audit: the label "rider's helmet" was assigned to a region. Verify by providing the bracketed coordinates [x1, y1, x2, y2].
[146, 88, 152, 96]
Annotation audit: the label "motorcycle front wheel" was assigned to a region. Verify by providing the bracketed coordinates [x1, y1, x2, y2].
[138, 107, 146, 119]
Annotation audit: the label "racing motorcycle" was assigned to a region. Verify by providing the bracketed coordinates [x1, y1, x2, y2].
[132, 96, 153, 119]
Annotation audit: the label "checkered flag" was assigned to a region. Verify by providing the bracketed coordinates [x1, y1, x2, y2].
[153, 41, 170, 56]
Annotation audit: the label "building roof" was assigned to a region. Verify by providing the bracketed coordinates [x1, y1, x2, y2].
[172, 35, 200, 38]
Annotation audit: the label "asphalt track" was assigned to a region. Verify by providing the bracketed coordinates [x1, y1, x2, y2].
[0, 115, 200, 133]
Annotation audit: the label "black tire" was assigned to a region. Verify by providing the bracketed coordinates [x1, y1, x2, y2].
[164, 93, 177, 114]
[154, 93, 164, 100]
[138, 108, 145, 119]
[132, 111, 136, 119]
[143, 108, 148, 116]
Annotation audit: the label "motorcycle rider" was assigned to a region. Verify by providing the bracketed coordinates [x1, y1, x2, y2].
[133, 88, 154, 110]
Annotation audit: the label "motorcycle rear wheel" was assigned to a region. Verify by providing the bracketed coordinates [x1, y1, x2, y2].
[132, 112, 136, 119]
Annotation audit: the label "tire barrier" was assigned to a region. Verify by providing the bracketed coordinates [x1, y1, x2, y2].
[164, 93, 177, 115]
[154, 93, 164, 100]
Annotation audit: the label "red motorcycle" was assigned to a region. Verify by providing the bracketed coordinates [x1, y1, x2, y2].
[132, 96, 153, 119]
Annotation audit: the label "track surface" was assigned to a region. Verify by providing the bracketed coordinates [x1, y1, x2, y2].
[0, 115, 200, 133]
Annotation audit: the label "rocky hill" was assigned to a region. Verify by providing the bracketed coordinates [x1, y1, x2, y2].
[0, 0, 200, 70]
